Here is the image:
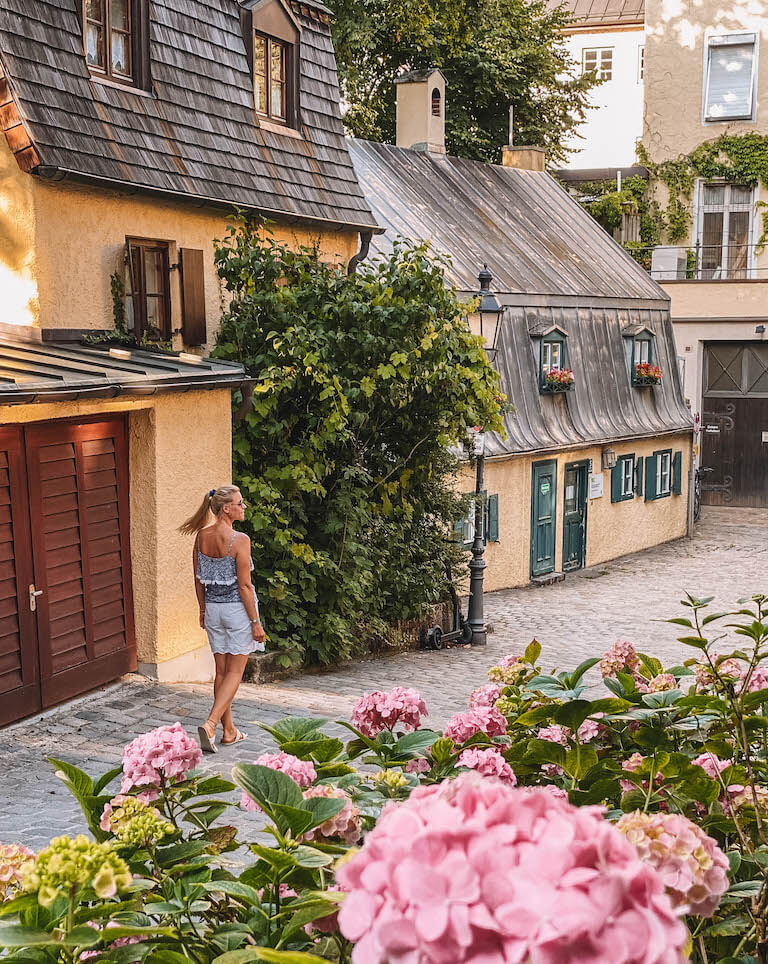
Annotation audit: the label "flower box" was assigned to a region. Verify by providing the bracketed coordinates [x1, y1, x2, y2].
[541, 367, 575, 393]
[632, 362, 662, 387]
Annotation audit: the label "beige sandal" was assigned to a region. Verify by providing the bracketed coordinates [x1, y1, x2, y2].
[221, 729, 247, 746]
[197, 725, 217, 753]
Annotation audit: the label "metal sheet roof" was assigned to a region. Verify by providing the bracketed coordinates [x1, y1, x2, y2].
[547, 0, 645, 27]
[0, 340, 248, 405]
[0, 0, 378, 231]
[484, 306, 692, 457]
[348, 139, 665, 303]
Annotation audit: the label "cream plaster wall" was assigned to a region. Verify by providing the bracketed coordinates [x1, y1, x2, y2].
[458, 433, 692, 593]
[561, 26, 645, 170]
[0, 388, 234, 679]
[0, 138, 360, 342]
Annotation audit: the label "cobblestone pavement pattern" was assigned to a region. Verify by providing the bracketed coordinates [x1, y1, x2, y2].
[2, 507, 766, 849]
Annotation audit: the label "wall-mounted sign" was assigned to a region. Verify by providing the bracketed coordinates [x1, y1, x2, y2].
[589, 474, 603, 499]
[762, 431, 768, 443]
[540, 480, 551, 496]
[705, 425, 720, 434]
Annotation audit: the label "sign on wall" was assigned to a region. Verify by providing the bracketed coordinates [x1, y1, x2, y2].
[589, 473, 604, 499]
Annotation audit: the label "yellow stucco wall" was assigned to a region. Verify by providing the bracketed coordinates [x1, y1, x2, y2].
[459, 433, 692, 593]
[0, 389, 233, 671]
[0, 138, 359, 341]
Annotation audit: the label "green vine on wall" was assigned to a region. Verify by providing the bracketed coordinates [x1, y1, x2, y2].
[638, 133, 768, 250]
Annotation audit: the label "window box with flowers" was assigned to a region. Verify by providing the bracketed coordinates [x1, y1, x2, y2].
[633, 362, 663, 387]
[541, 367, 575, 393]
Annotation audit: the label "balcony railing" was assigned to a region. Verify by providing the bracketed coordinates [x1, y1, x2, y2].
[630, 243, 758, 281]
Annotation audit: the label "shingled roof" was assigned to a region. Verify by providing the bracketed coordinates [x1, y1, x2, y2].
[547, 0, 645, 28]
[0, 0, 378, 232]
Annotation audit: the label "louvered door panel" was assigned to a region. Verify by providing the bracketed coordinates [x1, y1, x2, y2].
[0, 427, 40, 725]
[26, 418, 136, 707]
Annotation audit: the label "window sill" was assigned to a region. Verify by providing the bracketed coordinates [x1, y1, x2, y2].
[257, 118, 305, 140]
[89, 75, 155, 98]
[540, 383, 574, 394]
[632, 378, 661, 388]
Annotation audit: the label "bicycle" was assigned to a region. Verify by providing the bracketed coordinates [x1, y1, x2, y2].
[693, 465, 714, 522]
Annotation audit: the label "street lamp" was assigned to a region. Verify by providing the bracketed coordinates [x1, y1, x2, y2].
[476, 265, 502, 361]
[466, 428, 488, 646]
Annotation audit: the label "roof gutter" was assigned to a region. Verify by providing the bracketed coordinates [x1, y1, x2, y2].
[35, 166, 384, 236]
[0, 375, 256, 407]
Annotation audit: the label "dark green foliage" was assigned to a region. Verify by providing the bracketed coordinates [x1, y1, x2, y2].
[327, 0, 598, 165]
[212, 222, 505, 667]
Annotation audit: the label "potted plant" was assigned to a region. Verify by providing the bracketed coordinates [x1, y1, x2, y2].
[541, 367, 575, 393]
[633, 362, 663, 386]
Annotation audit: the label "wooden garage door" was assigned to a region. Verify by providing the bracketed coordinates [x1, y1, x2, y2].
[4, 417, 137, 719]
[0, 427, 41, 726]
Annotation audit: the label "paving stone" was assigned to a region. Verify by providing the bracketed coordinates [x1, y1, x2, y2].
[0, 507, 765, 848]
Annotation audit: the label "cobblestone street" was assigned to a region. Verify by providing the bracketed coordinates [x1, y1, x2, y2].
[2, 506, 766, 850]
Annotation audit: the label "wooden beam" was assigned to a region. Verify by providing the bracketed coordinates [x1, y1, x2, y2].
[0, 73, 40, 173]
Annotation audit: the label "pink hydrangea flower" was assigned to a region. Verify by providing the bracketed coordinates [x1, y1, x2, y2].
[458, 747, 517, 785]
[444, 706, 507, 743]
[240, 752, 317, 811]
[0, 843, 35, 893]
[120, 723, 201, 797]
[302, 786, 361, 844]
[337, 774, 687, 963]
[600, 639, 640, 678]
[648, 673, 677, 693]
[695, 654, 745, 690]
[744, 665, 768, 693]
[405, 758, 430, 774]
[537, 724, 568, 745]
[306, 883, 343, 935]
[350, 687, 427, 738]
[469, 683, 502, 708]
[617, 810, 729, 917]
[691, 753, 731, 781]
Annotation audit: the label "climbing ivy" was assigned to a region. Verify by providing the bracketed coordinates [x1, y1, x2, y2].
[573, 176, 660, 270]
[638, 133, 768, 249]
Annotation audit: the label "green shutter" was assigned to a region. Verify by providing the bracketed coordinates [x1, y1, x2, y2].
[645, 454, 658, 501]
[634, 456, 644, 496]
[610, 463, 623, 503]
[488, 494, 499, 542]
[672, 451, 682, 495]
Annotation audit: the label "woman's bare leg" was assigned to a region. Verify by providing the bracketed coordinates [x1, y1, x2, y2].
[203, 653, 249, 738]
[206, 653, 234, 739]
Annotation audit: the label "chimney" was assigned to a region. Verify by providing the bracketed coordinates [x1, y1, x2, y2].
[395, 68, 446, 154]
[501, 105, 546, 171]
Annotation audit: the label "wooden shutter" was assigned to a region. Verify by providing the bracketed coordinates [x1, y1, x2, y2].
[180, 248, 207, 347]
[634, 456, 644, 496]
[610, 463, 622, 503]
[0, 427, 40, 725]
[645, 454, 658, 502]
[26, 418, 136, 707]
[672, 451, 683, 495]
[487, 494, 499, 542]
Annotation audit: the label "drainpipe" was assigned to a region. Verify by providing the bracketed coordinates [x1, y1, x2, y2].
[348, 230, 373, 275]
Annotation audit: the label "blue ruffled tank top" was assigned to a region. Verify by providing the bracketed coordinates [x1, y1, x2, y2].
[196, 530, 254, 604]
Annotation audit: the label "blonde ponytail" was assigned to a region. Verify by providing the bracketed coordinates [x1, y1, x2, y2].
[178, 485, 240, 535]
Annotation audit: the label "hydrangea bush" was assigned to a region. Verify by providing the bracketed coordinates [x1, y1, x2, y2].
[1, 592, 767, 964]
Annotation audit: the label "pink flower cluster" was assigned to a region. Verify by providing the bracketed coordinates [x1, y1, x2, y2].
[538, 718, 600, 745]
[350, 687, 427, 738]
[81, 923, 142, 962]
[337, 775, 686, 963]
[694, 655, 768, 694]
[405, 758, 430, 774]
[617, 811, 729, 917]
[600, 640, 640, 678]
[120, 723, 201, 798]
[620, 753, 665, 795]
[302, 785, 361, 844]
[691, 753, 731, 781]
[240, 752, 318, 812]
[458, 747, 517, 785]
[306, 883, 343, 934]
[648, 673, 676, 693]
[469, 683, 502, 708]
[444, 707, 507, 744]
[0, 843, 34, 894]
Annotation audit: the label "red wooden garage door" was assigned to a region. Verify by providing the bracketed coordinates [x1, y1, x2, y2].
[0, 417, 136, 726]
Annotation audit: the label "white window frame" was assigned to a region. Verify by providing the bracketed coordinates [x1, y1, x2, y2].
[638, 45, 644, 83]
[657, 451, 672, 497]
[620, 456, 635, 498]
[702, 32, 758, 123]
[542, 340, 563, 372]
[582, 47, 613, 82]
[692, 179, 757, 280]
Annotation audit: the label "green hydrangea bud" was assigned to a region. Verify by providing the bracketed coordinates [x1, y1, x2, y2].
[21, 835, 132, 905]
[372, 769, 409, 790]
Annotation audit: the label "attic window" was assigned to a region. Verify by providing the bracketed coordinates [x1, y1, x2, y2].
[243, 0, 300, 128]
[83, 0, 149, 87]
[431, 88, 441, 116]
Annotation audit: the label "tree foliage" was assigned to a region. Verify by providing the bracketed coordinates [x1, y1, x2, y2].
[327, 0, 597, 165]
[212, 223, 505, 666]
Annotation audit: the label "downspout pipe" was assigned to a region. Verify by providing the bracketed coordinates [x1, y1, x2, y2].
[347, 230, 373, 275]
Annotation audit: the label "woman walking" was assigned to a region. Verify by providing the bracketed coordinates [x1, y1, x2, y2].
[179, 485, 266, 753]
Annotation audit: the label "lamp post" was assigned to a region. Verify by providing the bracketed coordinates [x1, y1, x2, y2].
[476, 264, 502, 360]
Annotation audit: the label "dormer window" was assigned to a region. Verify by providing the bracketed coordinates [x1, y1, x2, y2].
[542, 331, 565, 374]
[633, 331, 653, 365]
[81, 0, 149, 88]
[242, 0, 300, 128]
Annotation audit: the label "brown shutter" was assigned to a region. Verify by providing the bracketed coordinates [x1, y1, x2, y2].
[180, 248, 207, 347]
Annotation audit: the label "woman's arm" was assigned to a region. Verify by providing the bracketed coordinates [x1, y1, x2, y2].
[193, 534, 205, 627]
[235, 534, 266, 643]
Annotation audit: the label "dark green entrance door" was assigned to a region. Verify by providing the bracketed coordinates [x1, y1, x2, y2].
[562, 461, 588, 572]
[530, 460, 557, 577]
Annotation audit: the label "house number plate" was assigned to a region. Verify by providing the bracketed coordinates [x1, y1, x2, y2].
[762, 431, 768, 443]
[540, 480, 551, 495]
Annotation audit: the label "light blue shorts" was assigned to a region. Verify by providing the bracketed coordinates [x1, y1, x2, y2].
[204, 601, 264, 656]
